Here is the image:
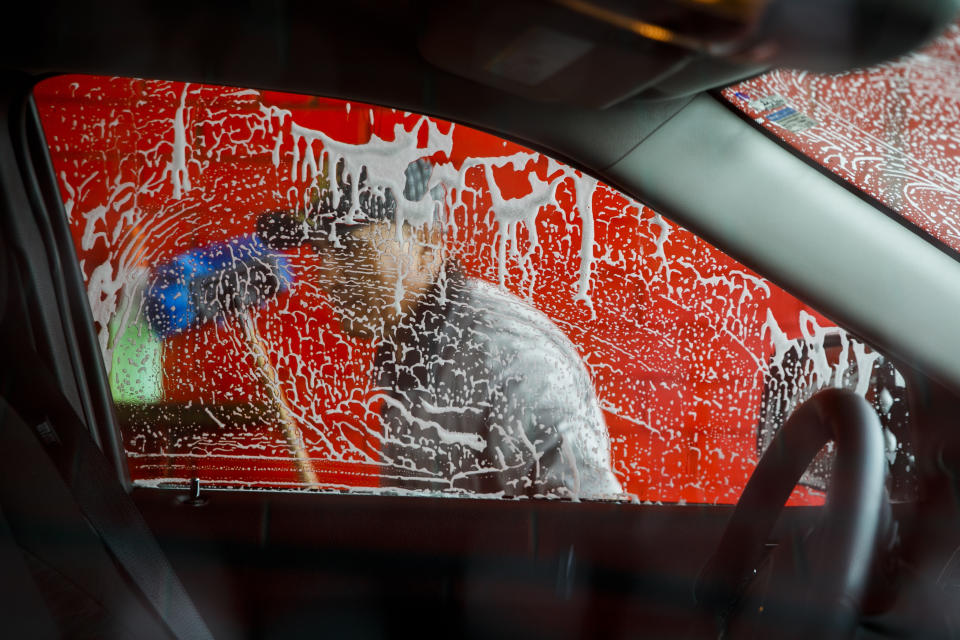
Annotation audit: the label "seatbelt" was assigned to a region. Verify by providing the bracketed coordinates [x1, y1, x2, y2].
[0, 278, 214, 639]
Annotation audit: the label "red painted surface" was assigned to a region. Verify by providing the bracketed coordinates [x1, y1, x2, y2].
[34, 75, 830, 504]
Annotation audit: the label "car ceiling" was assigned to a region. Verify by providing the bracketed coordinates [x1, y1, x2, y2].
[3, 0, 960, 391]
[2, 0, 954, 170]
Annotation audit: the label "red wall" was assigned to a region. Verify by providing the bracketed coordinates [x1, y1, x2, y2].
[35, 75, 829, 504]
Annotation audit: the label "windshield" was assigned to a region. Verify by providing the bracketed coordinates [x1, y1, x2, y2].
[723, 19, 960, 255]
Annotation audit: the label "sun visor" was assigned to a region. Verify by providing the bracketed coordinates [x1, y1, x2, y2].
[419, 0, 959, 108]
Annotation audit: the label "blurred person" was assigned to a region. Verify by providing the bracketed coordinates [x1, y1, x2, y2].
[259, 159, 622, 498]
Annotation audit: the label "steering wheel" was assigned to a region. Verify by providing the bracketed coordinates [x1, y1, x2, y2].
[695, 388, 893, 639]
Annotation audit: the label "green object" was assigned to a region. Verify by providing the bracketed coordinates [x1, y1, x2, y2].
[109, 311, 163, 404]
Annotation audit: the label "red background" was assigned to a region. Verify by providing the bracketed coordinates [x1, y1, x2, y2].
[34, 75, 829, 505]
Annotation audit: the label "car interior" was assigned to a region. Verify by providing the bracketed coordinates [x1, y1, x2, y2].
[4, 1, 960, 639]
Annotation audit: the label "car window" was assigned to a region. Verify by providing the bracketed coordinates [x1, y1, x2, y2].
[33, 75, 915, 503]
[722, 19, 960, 256]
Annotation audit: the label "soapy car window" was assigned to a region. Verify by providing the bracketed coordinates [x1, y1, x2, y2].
[723, 19, 960, 257]
[34, 76, 914, 503]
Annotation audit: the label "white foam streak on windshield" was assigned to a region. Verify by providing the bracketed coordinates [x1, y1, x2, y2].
[168, 84, 191, 199]
[572, 174, 597, 312]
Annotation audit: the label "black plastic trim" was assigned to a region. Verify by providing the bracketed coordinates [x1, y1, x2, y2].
[1, 74, 85, 418]
[0, 71, 129, 484]
[23, 94, 129, 485]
